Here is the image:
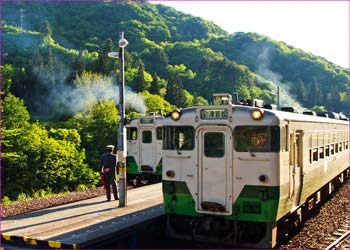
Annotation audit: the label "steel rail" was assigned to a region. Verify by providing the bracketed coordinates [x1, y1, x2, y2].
[325, 230, 350, 250]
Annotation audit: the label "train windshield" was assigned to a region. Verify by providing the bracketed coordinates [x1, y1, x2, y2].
[163, 126, 194, 150]
[127, 127, 137, 140]
[234, 126, 280, 152]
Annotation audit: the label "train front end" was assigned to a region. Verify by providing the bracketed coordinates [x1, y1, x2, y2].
[162, 94, 281, 247]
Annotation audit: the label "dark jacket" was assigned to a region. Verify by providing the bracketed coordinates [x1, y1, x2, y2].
[100, 153, 117, 171]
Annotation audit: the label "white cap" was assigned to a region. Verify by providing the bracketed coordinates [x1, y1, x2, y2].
[106, 145, 115, 149]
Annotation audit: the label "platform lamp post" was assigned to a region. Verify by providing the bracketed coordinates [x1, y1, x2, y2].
[108, 32, 128, 207]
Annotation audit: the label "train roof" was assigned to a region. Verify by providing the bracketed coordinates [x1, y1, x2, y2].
[164, 103, 349, 126]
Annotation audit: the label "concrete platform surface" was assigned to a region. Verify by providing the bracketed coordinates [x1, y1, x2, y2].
[1, 183, 164, 249]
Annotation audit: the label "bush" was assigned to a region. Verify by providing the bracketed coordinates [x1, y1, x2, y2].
[76, 184, 88, 191]
[17, 193, 31, 202]
[2, 196, 12, 206]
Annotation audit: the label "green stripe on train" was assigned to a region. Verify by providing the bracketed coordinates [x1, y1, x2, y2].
[126, 156, 139, 175]
[126, 156, 162, 175]
[163, 181, 279, 222]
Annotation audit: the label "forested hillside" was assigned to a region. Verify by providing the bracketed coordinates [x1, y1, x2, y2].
[1, 1, 349, 201]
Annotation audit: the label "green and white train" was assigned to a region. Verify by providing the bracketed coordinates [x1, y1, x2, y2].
[161, 93, 349, 248]
[126, 113, 163, 186]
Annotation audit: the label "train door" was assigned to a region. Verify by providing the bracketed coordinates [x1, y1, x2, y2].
[289, 130, 302, 208]
[139, 127, 156, 171]
[197, 126, 232, 214]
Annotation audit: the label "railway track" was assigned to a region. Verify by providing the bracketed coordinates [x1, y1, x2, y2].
[325, 229, 350, 250]
[280, 180, 350, 249]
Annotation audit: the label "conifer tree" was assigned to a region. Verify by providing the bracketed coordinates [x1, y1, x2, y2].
[165, 73, 186, 108]
[97, 38, 115, 75]
[134, 60, 147, 92]
[149, 73, 161, 95]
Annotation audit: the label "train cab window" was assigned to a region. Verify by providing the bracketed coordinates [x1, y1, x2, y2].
[234, 126, 280, 152]
[163, 126, 194, 150]
[325, 145, 330, 157]
[142, 130, 152, 144]
[204, 132, 224, 157]
[127, 127, 137, 140]
[156, 127, 163, 140]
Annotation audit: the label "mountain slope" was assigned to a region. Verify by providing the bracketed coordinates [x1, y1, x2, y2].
[2, 2, 349, 116]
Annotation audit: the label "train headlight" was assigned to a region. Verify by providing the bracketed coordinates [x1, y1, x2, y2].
[251, 109, 264, 120]
[170, 110, 181, 121]
[166, 170, 175, 178]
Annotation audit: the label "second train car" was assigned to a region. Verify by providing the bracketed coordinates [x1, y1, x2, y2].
[126, 113, 163, 186]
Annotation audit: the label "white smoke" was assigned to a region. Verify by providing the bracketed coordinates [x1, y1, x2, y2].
[32, 65, 146, 120]
[257, 47, 304, 110]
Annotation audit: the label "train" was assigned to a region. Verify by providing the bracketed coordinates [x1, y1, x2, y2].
[126, 113, 163, 186]
[161, 93, 349, 248]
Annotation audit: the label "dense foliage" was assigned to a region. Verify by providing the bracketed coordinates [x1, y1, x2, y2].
[1, 2, 349, 201]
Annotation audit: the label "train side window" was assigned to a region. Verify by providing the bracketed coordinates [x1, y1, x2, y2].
[339, 143, 342, 152]
[345, 141, 348, 150]
[309, 149, 312, 164]
[335, 143, 339, 153]
[319, 147, 324, 159]
[204, 132, 225, 158]
[142, 130, 152, 144]
[312, 148, 318, 162]
[330, 144, 335, 155]
[325, 145, 330, 157]
[127, 127, 137, 140]
[156, 127, 163, 140]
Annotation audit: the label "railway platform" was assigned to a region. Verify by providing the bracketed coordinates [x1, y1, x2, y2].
[1, 183, 164, 249]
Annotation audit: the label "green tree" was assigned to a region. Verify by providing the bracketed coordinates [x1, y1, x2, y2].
[134, 59, 147, 92]
[165, 73, 187, 108]
[2, 93, 30, 129]
[1, 64, 14, 97]
[40, 20, 52, 36]
[141, 90, 176, 114]
[96, 38, 115, 75]
[308, 80, 322, 107]
[66, 100, 119, 171]
[149, 73, 161, 95]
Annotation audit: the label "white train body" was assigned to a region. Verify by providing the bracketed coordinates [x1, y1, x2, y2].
[126, 114, 163, 184]
[162, 94, 349, 247]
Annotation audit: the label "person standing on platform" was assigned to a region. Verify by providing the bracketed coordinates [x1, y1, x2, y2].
[100, 145, 119, 201]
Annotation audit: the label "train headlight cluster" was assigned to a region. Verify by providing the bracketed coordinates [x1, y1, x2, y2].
[251, 109, 264, 120]
[170, 110, 181, 121]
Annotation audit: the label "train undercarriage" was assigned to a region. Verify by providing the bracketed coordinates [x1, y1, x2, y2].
[165, 168, 349, 248]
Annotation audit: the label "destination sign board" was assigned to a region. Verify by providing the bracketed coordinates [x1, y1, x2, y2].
[200, 109, 228, 119]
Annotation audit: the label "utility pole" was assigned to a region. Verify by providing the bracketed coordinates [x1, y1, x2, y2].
[117, 32, 128, 207]
[20, 8, 25, 30]
[108, 32, 128, 207]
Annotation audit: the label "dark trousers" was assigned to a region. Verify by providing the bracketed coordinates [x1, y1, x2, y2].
[104, 171, 118, 200]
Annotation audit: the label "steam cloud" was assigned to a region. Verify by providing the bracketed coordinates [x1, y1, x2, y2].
[32, 65, 146, 120]
[257, 47, 304, 110]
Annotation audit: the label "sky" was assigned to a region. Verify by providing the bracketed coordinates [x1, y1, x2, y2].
[151, 1, 349, 68]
